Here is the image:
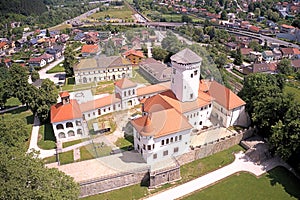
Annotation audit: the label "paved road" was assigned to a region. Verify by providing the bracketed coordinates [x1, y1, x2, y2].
[144, 152, 287, 200]
[38, 56, 65, 84]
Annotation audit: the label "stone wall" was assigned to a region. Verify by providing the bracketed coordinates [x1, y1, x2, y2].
[177, 128, 254, 165]
[149, 166, 181, 189]
[79, 169, 149, 198]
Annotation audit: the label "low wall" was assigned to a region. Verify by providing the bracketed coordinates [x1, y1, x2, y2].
[177, 127, 254, 165]
[79, 168, 149, 198]
[149, 166, 181, 188]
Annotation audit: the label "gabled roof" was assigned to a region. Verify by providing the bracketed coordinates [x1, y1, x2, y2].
[131, 108, 192, 138]
[281, 47, 294, 55]
[240, 48, 253, 55]
[137, 82, 170, 96]
[281, 24, 295, 29]
[81, 45, 99, 54]
[28, 57, 45, 63]
[51, 100, 82, 123]
[40, 53, 54, 59]
[202, 80, 245, 110]
[291, 59, 300, 69]
[79, 94, 121, 113]
[114, 78, 137, 89]
[171, 48, 202, 64]
[123, 49, 144, 58]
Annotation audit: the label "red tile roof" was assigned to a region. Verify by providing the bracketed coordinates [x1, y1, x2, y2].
[123, 49, 144, 58]
[281, 24, 295, 29]
[81, 45, 99, 54]
[59, 91, 70, 98]
[51, 100, 82, 123]
[79, 94, 121, 113]
[114, 78, 137, 89]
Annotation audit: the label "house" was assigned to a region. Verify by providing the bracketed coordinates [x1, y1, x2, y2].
[226, 42, 238, 51]
[291, 59, 300, 71]
[292, 48, 300, 59]
[249, 26, 260, 33]
[262, 50, 274, 62]
[39, 53, 54, 63]
[139, 58, 171, 84]
[281, 47, 294, 59]
[51, 92, 85, 141]
[243, 62, 277, 74]
[240, 48, 253, 59]
[28, 57, 47, 68]
[123, 49, 144, 65]
[280, 24, 296, 34]
[74, 55, 133, 84]
[272, 49, 282, 60]
[0, 42, 9, 52]
[46, 45, 64, 59]
[81, 44, 100, 57]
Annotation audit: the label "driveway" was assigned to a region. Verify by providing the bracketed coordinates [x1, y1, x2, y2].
[38, 56, 65, 84]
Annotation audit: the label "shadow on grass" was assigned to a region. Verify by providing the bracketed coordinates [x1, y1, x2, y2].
[44, 123, 56, 141]
[267, 167, 300, 199]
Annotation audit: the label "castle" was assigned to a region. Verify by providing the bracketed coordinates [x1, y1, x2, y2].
[50, 48, 249, 164]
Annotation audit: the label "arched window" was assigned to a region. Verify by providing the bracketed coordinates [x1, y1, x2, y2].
[66, 122, 73, 128]
[77, 129, 83, 135]
[58, 132, 66, 138]
[56, 124, 64, 130]
[67, 130, 75, 137]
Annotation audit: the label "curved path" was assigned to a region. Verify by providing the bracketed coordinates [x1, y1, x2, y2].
[144, 152, 287, 200]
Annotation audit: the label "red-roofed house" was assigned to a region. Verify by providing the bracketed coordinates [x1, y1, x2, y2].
[281, 24, 296, 33]
[51, 92, 85, 141]
[81, 44, 100, 57]
[249, 26, 260, 33]
[123, 49, 144, 65]
[28, 57, 47, 68]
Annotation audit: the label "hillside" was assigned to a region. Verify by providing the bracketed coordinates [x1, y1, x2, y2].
[0, 0, 47, 17]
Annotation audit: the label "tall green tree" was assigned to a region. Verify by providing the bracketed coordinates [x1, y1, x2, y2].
[63, 46, 75, 77]
[233, 48, 243, 65]
[277, 59, 294, 75]
[152, 46, 168, 61]
[221, 10, 228, 20]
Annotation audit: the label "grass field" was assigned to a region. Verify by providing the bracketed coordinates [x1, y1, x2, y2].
[37, 123, 56, 150]
[130, 67, 150, 84]
[43, 155, 57, 164]
[49, 23, 72, 31]
[82, 145, 244, 200]
[114, 134, 133, 150]
[4, 97, 22, 108]
[59, 150, 74, 165]
[284, 85, 300, 102]
[183, 167, 300, 200]
[46, 63, 65, 74]
[90, 4, 134, 21]
[80, 143, 112, 161]
[62, 138, 87, 148]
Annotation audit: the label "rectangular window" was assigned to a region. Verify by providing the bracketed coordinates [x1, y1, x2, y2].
[163, 150, 168, 156]
[147, 145, 151, 150]
[194, 70, 198, 76]
[152, 144, 155, 149]
[166, 138, 169, 144]
[161, 140, 164, 146]
[171, 137, 173, 143]
[143, 144, 145, 150]
[179, 135, 182, 140]
[191, 73, 193, 78]
[175, 136, 178, 142]
[190, 93, 193, 99]
[153, 153, 157, 159]
[174, 147, 179, 153]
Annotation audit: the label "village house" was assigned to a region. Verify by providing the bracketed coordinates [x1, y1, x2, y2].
[123, 49, 144, 65]
[74, 55, 133, 84]
[291, 59, 300, 71]
[28, 57, 47, 68]
[281, 47, 295, 59]
[81, 44, 100, 57]
[262, 50, 274, 62]
[46, 45, 64, 60]
[243, 62, 277, 74]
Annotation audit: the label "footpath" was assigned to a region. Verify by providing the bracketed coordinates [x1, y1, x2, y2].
[144, 152, 288, 200]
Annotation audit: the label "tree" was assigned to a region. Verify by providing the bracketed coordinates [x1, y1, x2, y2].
[181, 15, 192, 23]
[8, 64, 31, 106]
[292, 19, 300, 29]
[277, 59, 294, 75]
[46, 29, 50, 37]
[161, 31, 184, 54]
[31, 70, 40, 82]
[248, 40, 262, 52]
[152, 46, 168, 61]
[221, 10, 228, 20]
[215, 53, 227, 68]
[63, 46, 75, 77]
[233, 48, 243, 65]
[254, 8, 261, 17]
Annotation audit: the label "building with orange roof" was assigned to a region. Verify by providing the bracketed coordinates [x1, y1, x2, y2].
[81, 44, 100, 57]
[51, 92, 85, 141]
[123, 49, 144, 65]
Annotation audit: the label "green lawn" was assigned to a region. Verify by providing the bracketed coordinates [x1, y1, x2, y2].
[37, 123, 56, 150]
[130, 68, 150, 84]
[80, 143, 112, 161]
[184, 167, 300, 200]
[114, 134, 133, 150]
[46, 63, 65, 74]
[62, 139, 87, 148]
[2, 107, 34, 138]
[284, 85, 300, 102]
[94, 80, 115, 94]
[59, 150, 74, 165]
[4, 97, 22, 108]
[61, 77, 96, 92]
[82, 145, 244, 200]
[90, 4, 134, 21]
[43, 155, 57, 164]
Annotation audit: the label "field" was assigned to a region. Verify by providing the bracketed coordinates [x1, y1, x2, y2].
[46, 63, 65, 74]
[284, 85, 300, 102]
[90, 4, 134, 22]
[183, 167, 300, 200]
[37, 123, 56, 150]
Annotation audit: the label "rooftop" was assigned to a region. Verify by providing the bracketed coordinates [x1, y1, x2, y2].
[171, 48, 202, 64]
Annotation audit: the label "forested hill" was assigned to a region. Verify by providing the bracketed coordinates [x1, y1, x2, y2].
[0, 0, 47, 17]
